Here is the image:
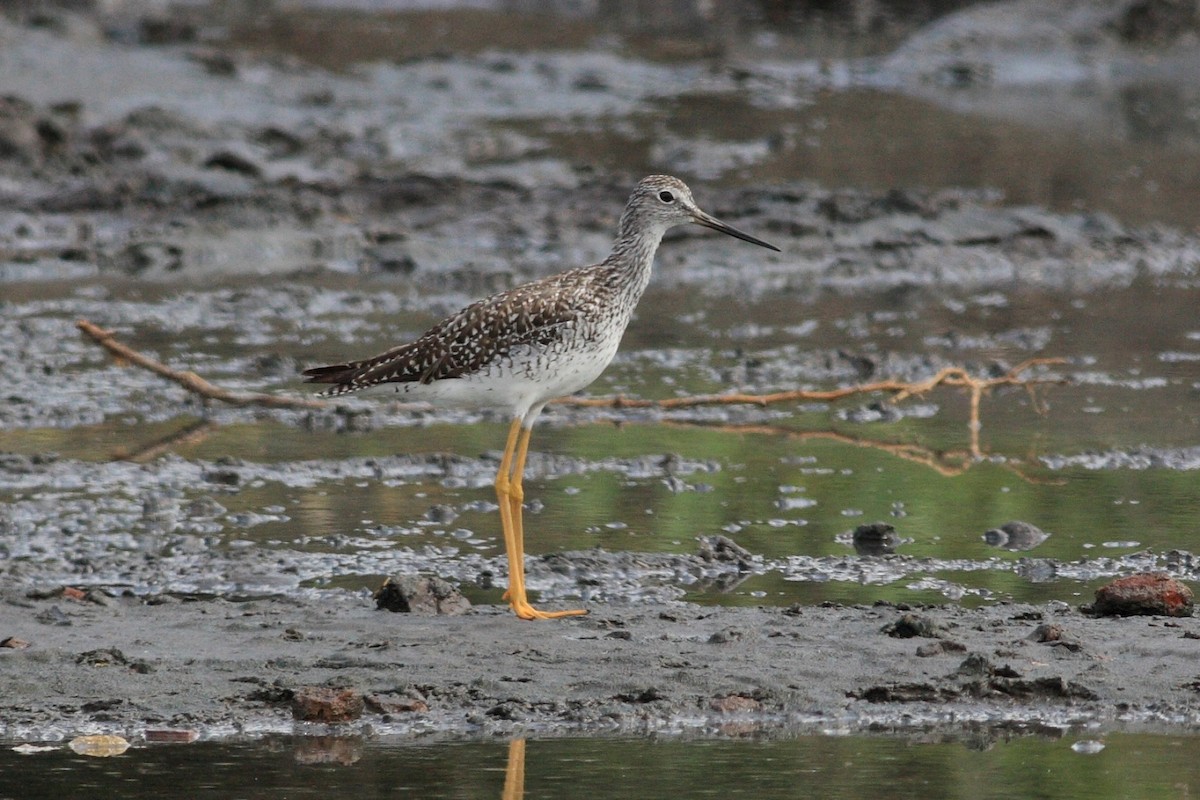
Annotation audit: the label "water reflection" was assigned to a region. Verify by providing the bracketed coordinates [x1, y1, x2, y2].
[504, 739, 525, 800]
[3, 732, 1200, 799]
[983, 520, 1051, 552]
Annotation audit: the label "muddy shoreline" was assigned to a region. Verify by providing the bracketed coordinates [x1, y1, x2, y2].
[4, 589, 1200, 743]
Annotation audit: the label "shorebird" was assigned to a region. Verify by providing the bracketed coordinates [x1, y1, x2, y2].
[304, 175, 779, 619]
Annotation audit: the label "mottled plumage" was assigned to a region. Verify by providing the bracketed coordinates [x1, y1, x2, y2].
[303, 175, 778, 620]
[303, 265, 619, 405]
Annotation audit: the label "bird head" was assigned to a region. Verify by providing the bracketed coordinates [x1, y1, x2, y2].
[626, 175, 780, 252]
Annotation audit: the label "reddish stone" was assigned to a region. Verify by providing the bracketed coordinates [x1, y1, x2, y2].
[709, 694, 762, 714]
[1092, 573, 1194, 617]
[291, 687, 364, 723]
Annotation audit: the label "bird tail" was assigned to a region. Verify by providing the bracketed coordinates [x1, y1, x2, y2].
[301, 364, 364, 396]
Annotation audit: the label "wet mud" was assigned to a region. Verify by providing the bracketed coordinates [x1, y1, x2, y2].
[5, 589, 1200, 743]
[2, 1, 1200, 743]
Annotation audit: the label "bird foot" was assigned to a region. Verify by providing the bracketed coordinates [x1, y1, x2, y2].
[510, 600, 587, 620]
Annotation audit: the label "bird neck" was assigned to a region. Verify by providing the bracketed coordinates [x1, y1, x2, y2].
[604, 212, 666, 298]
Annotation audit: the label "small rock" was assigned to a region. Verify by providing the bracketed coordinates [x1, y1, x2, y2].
[364, 694, 429, 714]
[76, 647, 155, 674]
[80, 698, 122, 713]
[709, 694, 762, 713]
[851, 683, 946, 703]
[1091, 573, 1194, 617]
[423, 504, 459, 524]
[697, 535, 753, 568]
[850, 522, 900, 556]
[882, 613, 945, 639]
[34, 606, 71, 626]
[203, 149, 263, 178]
[291, 687, 364, 723]
[708, 627, 744, 644]
[374, 576, 470, 615]
[615, 687, 666, 703]
[953, 652, 995, 679]
[246, 683, 293, 704]
[915, 640, 966, 657]
[486, 701, 527, 721]
[1031, 624, 1064, 643]
[0, 637, 31, 649]
[83, 589, 115, 607]
[201, 468, 240, 486]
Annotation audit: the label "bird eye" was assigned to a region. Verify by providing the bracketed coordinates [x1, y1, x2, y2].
[658, 190, 675, 204]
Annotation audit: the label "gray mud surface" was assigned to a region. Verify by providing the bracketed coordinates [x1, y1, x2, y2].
[5, 590, 1200, 742]
[3, 1, 1200, 744]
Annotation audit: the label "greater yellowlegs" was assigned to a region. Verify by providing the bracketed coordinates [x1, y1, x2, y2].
[304, 175, 779, 619]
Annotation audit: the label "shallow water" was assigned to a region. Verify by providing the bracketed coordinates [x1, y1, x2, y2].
[3, 732, 1199, 800]
[2, 276, 1198, 606]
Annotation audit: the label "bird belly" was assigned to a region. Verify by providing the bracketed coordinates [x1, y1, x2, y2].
[364, 334, 623, 416]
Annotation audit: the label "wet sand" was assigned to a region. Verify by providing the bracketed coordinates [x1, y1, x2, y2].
[4, 588, 1200, 741]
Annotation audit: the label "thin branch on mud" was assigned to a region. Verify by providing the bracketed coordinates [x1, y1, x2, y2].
[557, 358, 1067, 458]
[76, 318, 1066, 458]
[76, 319, 328, 410]
[554, 359, 1065, 412]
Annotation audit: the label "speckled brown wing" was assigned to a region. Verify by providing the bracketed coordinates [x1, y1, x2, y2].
[303, 272, 591, 396]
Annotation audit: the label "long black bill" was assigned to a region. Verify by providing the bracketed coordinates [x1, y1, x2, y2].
[692, 209, 780, 252]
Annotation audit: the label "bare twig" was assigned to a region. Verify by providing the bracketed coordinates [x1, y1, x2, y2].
[557, 357, 1066, 458]
[77, 319, 327, 410]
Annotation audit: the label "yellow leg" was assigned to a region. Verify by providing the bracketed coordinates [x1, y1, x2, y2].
[495, 418, 586, 620]
[495, 419, 524, 605]
[507, 425, 533, 597]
